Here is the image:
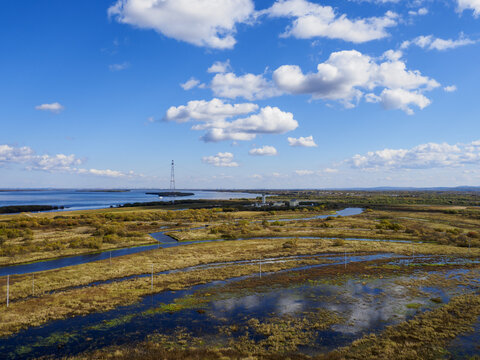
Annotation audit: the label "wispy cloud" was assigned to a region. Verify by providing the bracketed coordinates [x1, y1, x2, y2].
[109, 62, 130, 71]
[35, 102, 64, 113]
[0, 144, 141, 178]
[180, 77, 201, 90]
[401, 34, 476, 51]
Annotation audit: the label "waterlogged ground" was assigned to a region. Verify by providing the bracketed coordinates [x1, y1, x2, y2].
[448, 318, 480, 358]
[0, 208, 362, 276]
[1, 253, 479, 359]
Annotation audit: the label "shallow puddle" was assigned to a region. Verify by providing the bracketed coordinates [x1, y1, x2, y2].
[447, 317, 480, 359]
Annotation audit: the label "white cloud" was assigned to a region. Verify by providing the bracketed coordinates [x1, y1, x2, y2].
[35, 102, 64, 113]
[263, 0, 398, 43]
[295, 167, 338, 176]
[211, 72, 281, 100]
[408, 7, 428, 16]
[0, 145, 35, 164]
[401, 34, 475, 51]
[30, 154, 82, 171]
[0, 144, 139, 178]
[78, 168, 130, 178]
[288, 135, 318, 147]
[180, 77, 201, 90]
[249, 145, 278, 156]
[273, 49, 439, 113]
[351, 0, 400, 3]
[349, 140, 480, 170]
[457, 0, 480, 17]
[376, 88, 431, 115]
[202, 152, 239, 167]
[164, 98, 258, 123]
[444, 85, 457, 92]
[295, 169, 315, 175]
[324, 167, 339, 173]
[208, 60, 232, 73]
[108, 0, 254, 49]
[164, 99, 298, 142]
[109, 62, 130, 71]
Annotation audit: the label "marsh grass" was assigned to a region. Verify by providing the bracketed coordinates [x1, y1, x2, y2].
[323, 293, 480, 359]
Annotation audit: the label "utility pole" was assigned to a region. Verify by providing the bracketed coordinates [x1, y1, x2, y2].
[170, 160, 176, 204]
[6, 275, 9, 308]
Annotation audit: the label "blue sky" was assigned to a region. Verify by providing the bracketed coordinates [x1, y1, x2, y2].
[1, 0, 480, 189]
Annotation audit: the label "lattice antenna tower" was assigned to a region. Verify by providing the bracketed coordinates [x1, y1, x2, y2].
[170, 160, 175, 191]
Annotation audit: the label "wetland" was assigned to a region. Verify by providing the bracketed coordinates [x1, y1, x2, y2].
[1, 190, 480, 359]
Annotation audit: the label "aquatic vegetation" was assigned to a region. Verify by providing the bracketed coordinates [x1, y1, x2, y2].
[327, 294, 480, 359]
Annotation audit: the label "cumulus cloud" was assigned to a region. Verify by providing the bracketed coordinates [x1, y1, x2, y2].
[249, 145, 278, 156]
[164, 98, 298, 142]
[109, 62, 130, 71]
[208, 60, 232, 73]
[287, 135, 318, 147]
[180, 77, 201, 90]
[457, 0, 480, 17]
[262, 0, 398, 43]
[444, 85, 457, 92]
[202, 152, 239, 167]
[273, 49, 439, 113]
[0, 144, 138, 178]
[349, 140, 480, 169]
[401, 34, 475, 51]
[108, 0, 254, 49]
[164, 98, 258, 123]
[373, 88, 431, 115]
[35, 102, 64, 113]
[211, 72, 281, 100]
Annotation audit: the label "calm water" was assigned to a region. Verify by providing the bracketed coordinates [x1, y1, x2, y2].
[0, 189, 259, 211]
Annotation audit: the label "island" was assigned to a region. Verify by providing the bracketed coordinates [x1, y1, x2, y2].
[145, 191, 194, 197]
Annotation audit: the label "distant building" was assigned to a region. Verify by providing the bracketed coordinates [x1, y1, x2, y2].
[262, 194, 266, 205]
[289, 199, 299, 207]
[272, 201, 285, 207]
